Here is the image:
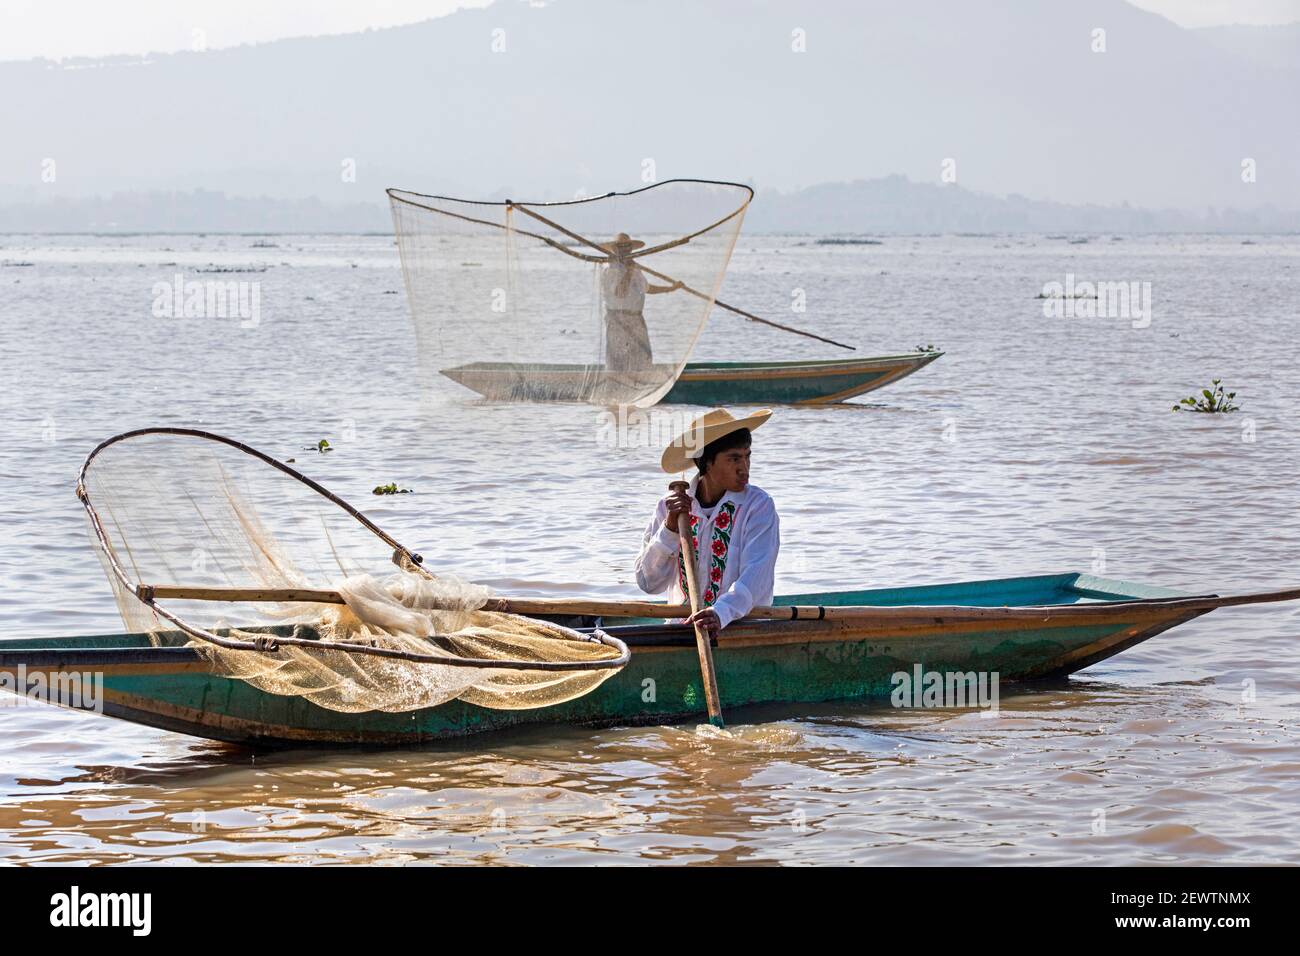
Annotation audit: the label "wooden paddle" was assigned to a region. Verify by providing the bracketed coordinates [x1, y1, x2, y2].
[669, 479, 725, 727]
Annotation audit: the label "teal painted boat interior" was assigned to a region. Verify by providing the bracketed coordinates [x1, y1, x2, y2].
[662, 367, 893, 404]
[617, 572, 1188, 625]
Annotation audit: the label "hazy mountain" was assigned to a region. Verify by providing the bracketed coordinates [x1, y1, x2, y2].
[1194, 22, 1300, 71]
[5, 177, 1296, 235]
[1, 0, 1296, 218]
[742, 176, 1300, 234]
[0, 190, 393, 233]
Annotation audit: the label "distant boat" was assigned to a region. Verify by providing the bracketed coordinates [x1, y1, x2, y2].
[388, 181, 931, 408]
[440, 351, 943, 405]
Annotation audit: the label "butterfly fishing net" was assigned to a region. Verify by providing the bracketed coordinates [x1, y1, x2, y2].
[77, 429, 628, 714]
[388, 179, 753, 408]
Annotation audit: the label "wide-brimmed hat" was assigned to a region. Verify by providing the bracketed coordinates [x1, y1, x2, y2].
[600, 232, 645, 254]
[660, 407, 772, 474]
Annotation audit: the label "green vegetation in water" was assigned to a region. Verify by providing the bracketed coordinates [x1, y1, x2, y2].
[373, 483, 414, 496]
[316, 439, 332, 453]
[1172, 379, 1239, 413]
[1035, 290, 1096, 300]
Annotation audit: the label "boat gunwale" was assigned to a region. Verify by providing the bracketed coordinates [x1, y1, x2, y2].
[442, 352, 941, 379]
[0, 599, 1208, 668]
[0, 571, 1191, 640]
[0, 573, 1218, 666]
[678, 352, 942, 375]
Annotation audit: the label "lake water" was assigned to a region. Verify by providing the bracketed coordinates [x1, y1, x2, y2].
[1, 232, 1297, 864]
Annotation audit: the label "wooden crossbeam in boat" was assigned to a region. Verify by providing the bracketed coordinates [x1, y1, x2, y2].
[140, 584, 686, 617]
[142, 585, 347, 605]
[137, 582, 1300, 625]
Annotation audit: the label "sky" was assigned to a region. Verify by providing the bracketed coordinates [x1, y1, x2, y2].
[1, 0, 1298, 61]
[0, 0, 486, 61]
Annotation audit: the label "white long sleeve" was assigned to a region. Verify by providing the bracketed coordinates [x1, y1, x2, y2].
[634, 502, 680, 595]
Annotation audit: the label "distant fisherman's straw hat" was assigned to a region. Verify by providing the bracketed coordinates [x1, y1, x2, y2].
[600, 232, 645, 254]
[661, 407, 773, 474]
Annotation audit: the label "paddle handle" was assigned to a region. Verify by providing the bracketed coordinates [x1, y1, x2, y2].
[669, 480, 724, 727]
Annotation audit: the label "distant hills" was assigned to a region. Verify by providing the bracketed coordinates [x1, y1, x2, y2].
[4, 176, 1295, 235]
[741, 177, 1300, 234]
[1195, 22, 1300, 71]
[0, 190, 392, 234]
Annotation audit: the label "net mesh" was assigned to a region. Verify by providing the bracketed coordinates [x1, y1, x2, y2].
[80, 430, 624, 713]
[388, 180, 752, 408]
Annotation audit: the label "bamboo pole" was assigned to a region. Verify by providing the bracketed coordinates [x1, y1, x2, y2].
[143, 585, 346, 604]
[507, 201, 856, 352]
[143, 584, 681, 617]
[137, 584, 1300, 625]
[634, 260, 856, 352]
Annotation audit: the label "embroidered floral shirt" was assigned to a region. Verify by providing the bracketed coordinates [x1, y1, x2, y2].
[634, 478, 780, 629]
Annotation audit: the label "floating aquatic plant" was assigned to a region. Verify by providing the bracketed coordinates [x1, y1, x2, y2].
[1172, 379, 1239, 413]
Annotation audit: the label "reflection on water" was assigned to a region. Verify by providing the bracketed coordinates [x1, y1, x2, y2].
[1, 234, 1298, 864]
[1, 683, 1294, 865]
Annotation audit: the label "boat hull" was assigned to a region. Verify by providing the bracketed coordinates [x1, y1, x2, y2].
[440, 352, 942, 406]
[0, 573, 1210, 747]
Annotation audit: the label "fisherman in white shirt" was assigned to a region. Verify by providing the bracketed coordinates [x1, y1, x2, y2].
[635, 408, 780, 638]
[599, 232, 682, 372]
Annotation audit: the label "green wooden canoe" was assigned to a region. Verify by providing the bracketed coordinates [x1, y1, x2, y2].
[440, 351, 942, 405]
[2, 571, 1271, 748]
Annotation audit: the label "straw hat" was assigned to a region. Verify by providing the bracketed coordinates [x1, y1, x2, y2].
[600, 232, 645, 254]
[660, 407, 772, 474]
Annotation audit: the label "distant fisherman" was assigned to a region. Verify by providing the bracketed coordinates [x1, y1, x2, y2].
[600, 232, 682, 372]
[635, 408, 780, 636]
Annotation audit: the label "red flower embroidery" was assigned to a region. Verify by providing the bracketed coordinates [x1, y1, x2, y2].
[678, 502, 739, 610]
